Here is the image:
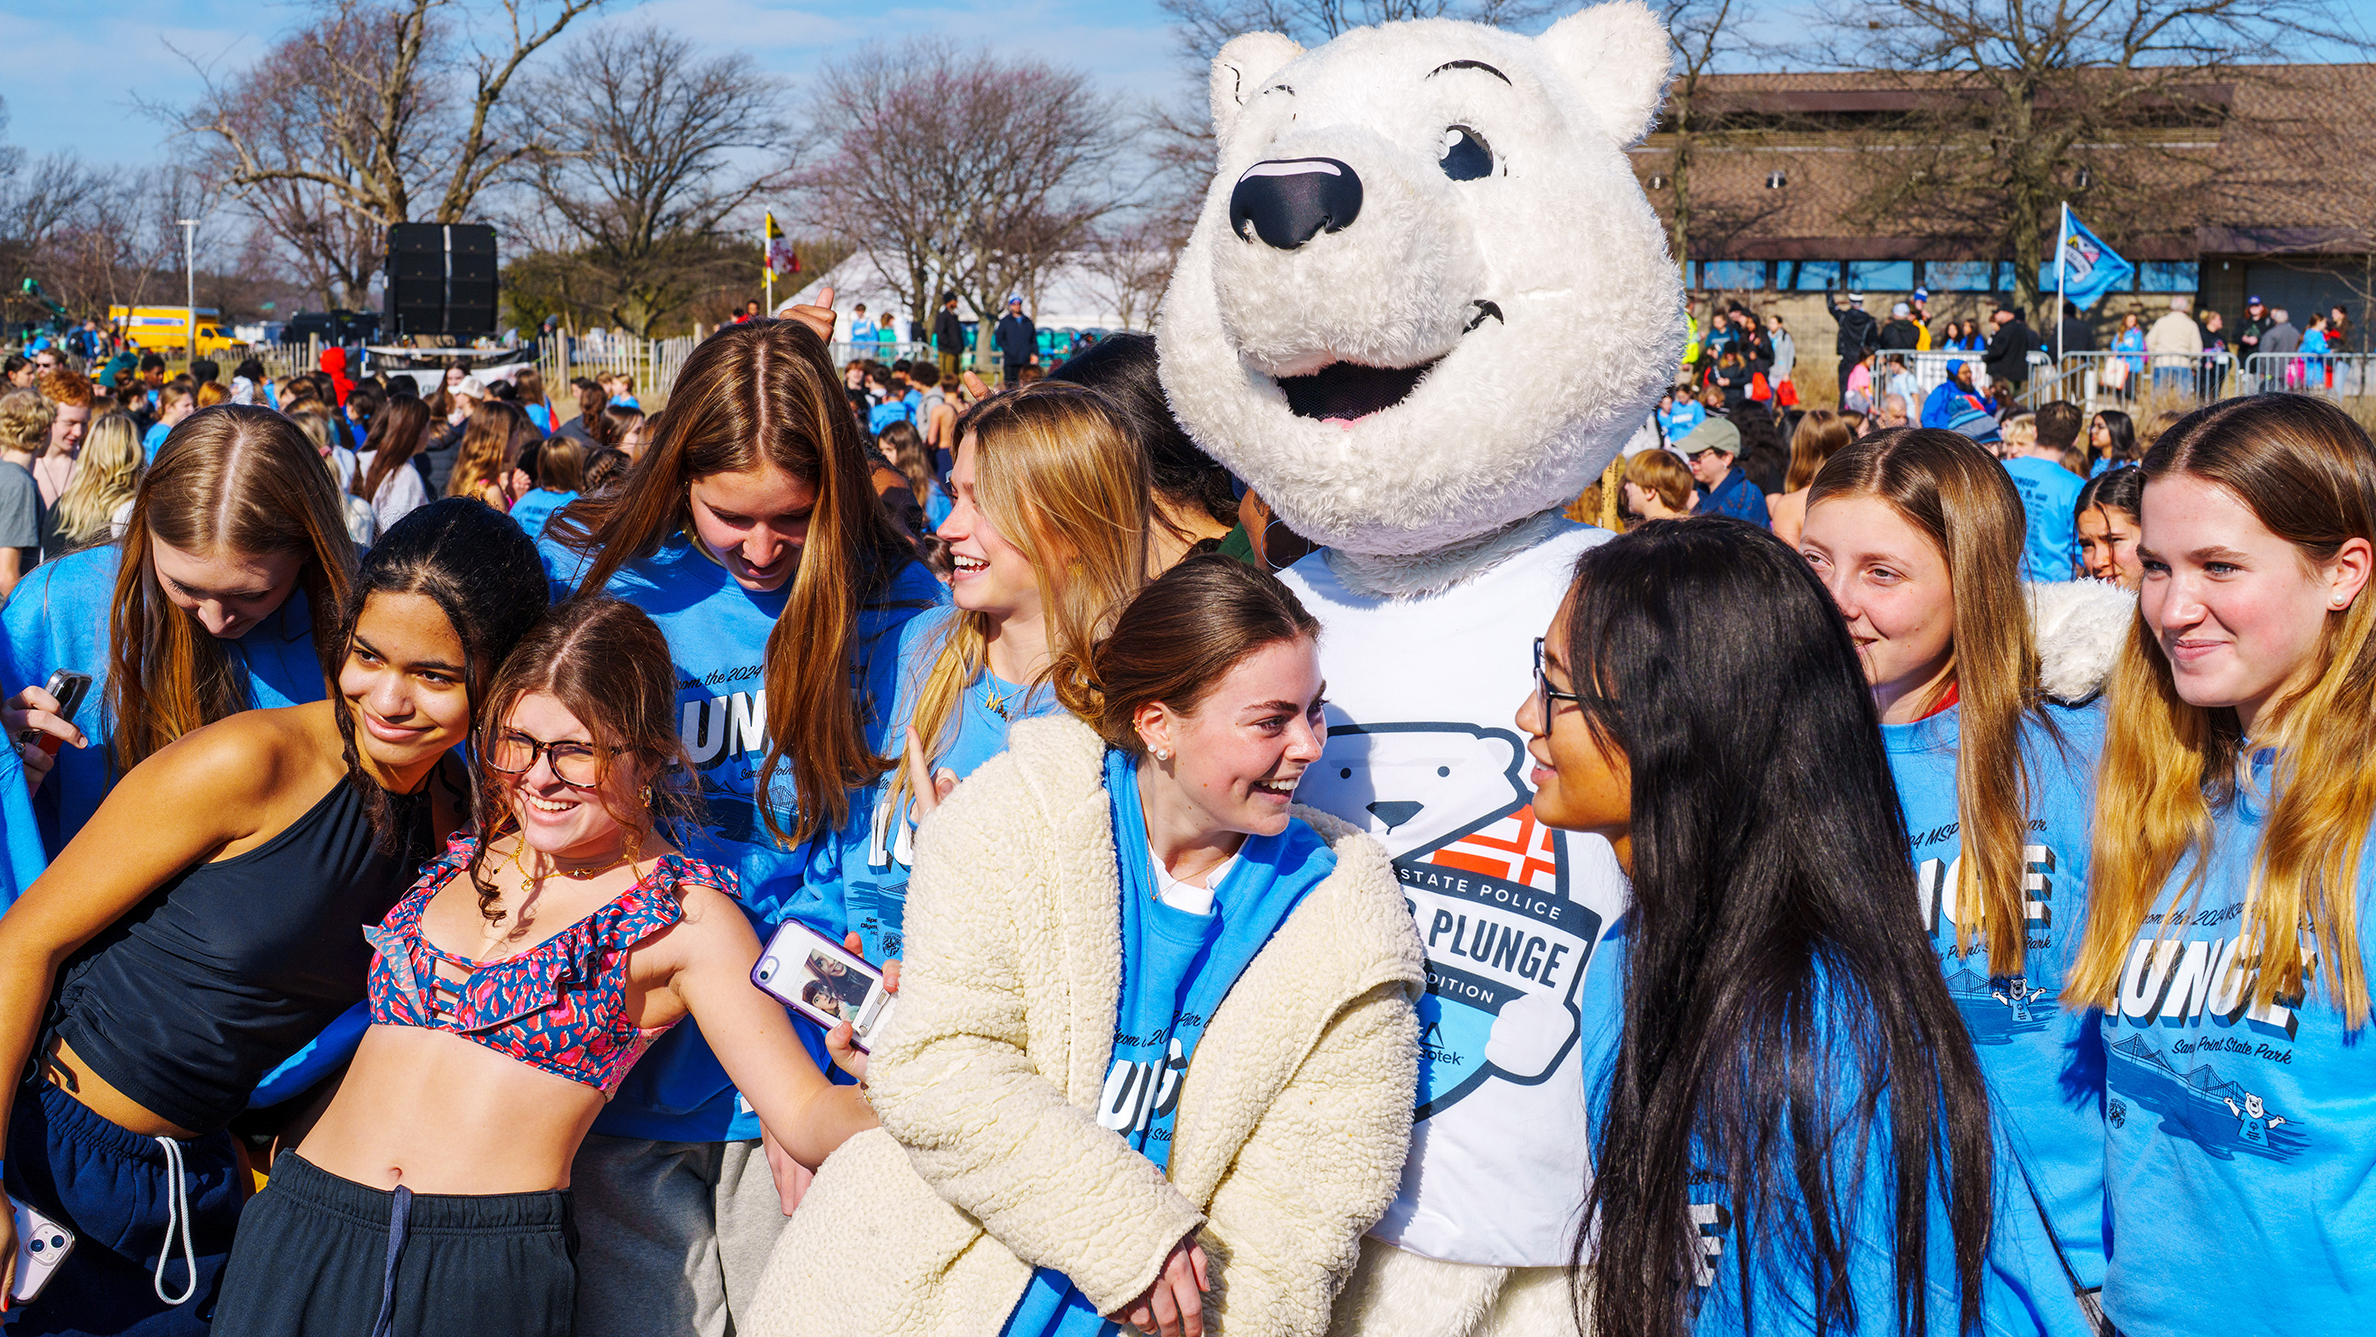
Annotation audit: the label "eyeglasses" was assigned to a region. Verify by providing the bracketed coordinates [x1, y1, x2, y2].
[1533, 638, 1586, 722]
[484, 730, 607, 788]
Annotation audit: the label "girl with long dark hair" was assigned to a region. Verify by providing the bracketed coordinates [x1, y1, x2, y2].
[2, 406, 356, 855]
[1801, 429, 2124, 1334]
[353, 396, 433, 531]
[212, 598, 876, 1336]
[2070, 395, 2376, 1334]
[0, 500, 548, 1328]
[1525, 519, 2047, 1336]
[2073, 467, 2144, 588]
[542, 316, 941, 1335]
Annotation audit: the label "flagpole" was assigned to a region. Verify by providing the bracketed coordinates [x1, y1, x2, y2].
[2056, 201, 2069, 363]
[763, 217, 774, 316]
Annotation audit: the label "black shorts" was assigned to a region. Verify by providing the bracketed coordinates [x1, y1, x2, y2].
[211, 1153, 576, 1337]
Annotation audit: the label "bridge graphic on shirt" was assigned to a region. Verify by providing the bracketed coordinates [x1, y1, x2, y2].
[1944, 966, 2055, 1046]
[2107, 1033, 2306, 1163]
[1299, 722, 1607, 1120]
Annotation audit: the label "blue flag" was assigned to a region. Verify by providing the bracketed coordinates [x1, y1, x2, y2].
[2057, 208, 2134, 312]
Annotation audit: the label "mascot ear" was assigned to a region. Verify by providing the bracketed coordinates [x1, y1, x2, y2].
[1536, 0, 1675, 148]
[1209, 32, 1305, 145]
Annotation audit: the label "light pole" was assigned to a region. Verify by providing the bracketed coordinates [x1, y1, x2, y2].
[177, 218, 198, 366]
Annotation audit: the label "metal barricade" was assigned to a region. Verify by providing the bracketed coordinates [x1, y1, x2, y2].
[2244, 352, 2376, 399]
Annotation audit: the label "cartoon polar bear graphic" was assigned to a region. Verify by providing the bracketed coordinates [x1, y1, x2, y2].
[1156, 3, 1683, 1332]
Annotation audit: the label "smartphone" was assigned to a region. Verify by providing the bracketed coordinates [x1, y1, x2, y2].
[753, 922, 897, 1052]
[11, 1198, 74, 1303]
[17, 670, 91, 756]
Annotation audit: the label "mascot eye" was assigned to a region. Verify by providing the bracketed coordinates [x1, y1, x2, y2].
[1439, 126, 1493, 181]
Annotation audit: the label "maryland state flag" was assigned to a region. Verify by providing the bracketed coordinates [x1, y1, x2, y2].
[763, 213, 799, 276]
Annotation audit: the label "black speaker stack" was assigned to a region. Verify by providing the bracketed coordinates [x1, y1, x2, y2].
[384, 223, 498, 342]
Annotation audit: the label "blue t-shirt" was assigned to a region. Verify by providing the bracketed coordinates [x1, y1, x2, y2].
[544, 533, 943, 1141]
[0, 546, 327, 857]
[791, 605, 1061, 963]
[507, 488, 577, 539]
[869, 399, 914, 436]
[1882, 700, 2109, 1322]
[141, 421, 171, 461]
[1003, 752, 1333, 1337]
[2100, 750, 2376, 1334]
[0, 740, 54, 918]
[1701, 467, 1771, 527]
[524, 403, 552, 434]
[2003, 455, 2083, 583]
[1660, 401, 1706, 443]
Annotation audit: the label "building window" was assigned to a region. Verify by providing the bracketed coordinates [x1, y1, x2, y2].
[1923, 261, 1994, 292]
[2137, 262, 2199, 292]
[1699, 261, 1767, 290]
[1848, 260, 1914, 292]
[1783, 261, 1842, 291]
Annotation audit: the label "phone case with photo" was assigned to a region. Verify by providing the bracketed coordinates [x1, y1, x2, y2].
[12, 1198, 74, 1303]
[752, 921, 898, 1052]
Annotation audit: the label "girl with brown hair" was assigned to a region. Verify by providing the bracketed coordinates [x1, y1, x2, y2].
[0, 499, 549, 1329]
[508, 434, 584, 539]
[446, 401, 529, 512]
[796, 380, 1152, 969]
[353, 396, 433, 531]
[755, 555, 1420, 1337]
[2, 405, 357, 855]
[211, 597, 875, 1336]
[1799, 428, 2124, 1334]
[2068, 394, 2376, 1334]
[541, 316, 941, 1336]
[1619, 448, 1695, 525]
[591, 402, 647, 460]
[1765, 407, 1854, 547]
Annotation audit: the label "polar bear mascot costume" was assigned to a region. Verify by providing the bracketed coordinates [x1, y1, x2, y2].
[1153, 3, 1684, 1332]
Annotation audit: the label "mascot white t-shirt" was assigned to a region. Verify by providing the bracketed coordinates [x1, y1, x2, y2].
[1281, 522, 1628, 1268]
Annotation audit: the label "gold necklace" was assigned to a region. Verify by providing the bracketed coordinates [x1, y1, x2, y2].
[508, 832, 641, 884]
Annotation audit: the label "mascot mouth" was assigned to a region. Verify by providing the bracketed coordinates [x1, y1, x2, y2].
[1277, 359, 1441, 422]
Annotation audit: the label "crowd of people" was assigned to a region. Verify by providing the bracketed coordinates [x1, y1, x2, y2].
[0, 286, 2367, 1337]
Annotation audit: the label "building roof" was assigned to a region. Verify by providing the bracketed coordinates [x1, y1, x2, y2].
[1633, 63, 2376, 260]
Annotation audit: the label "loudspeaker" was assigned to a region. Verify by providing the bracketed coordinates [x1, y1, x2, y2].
[384, 223, 500, 341]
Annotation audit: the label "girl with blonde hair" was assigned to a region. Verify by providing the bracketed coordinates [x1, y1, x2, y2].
[795, 380, 1153, 965]
[1800, 427, 2124, 1335]
[445, 402, 527, 511]
[2069, 394, 2376, 1334]
[45, 410, 142, 555]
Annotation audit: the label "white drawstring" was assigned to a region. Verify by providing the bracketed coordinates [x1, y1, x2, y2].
[152, 1136, 197, 1305]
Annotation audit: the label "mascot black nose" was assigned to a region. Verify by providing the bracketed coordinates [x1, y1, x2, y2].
[1229, 158, 1362, 250]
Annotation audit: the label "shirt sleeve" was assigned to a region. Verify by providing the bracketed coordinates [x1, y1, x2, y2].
[0, 467, 41, 551]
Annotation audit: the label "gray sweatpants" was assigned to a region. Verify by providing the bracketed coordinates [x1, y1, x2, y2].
[570, 1134, 791, 1337]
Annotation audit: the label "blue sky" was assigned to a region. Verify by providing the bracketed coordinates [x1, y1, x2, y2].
[0, 0, 1185, 160]
[6, 0, 2372, 163]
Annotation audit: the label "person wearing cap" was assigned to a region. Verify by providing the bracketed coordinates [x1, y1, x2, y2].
[1982, 303, 2037, 396]
[1678, 417, 1769, 527]
[933, 292, 966, 378]
[1985, 400, 2083, 582]
[2238, 295, 2271, 383]
[1878, 302, 1922, 352]
[1825, 288, 1878, 409]
[1908, 288, 1935, 349]
[994, 294, 1038, 386]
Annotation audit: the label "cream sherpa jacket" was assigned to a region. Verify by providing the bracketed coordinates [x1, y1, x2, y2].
[749, 714, 1426, 1337]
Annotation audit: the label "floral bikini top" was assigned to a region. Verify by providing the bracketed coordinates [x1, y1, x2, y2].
[364, 836, 738, 1096]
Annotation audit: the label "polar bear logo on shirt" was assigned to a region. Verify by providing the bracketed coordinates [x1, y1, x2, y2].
[1301, 722, 1602, 1111]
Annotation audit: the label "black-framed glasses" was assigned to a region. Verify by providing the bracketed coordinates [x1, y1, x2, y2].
[1534, 638, 1586, 721]
[484, 730, 607, 788]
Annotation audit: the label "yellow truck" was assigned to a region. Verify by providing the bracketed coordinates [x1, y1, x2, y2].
[107, 306, 242, 357]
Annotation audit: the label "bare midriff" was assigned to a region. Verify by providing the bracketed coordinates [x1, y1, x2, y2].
[42, 1036, 198, 1140]
[292, 1024, 606, 1195]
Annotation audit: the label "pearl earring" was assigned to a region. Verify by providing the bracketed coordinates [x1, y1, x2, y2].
[1154, 748, 1170, 761]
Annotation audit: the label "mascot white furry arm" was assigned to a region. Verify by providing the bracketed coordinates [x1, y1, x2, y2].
[1155, 4, 1685, 1332]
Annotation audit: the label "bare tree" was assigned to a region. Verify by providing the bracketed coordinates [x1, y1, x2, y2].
[1814, 0, 2358, 317]
[805, 40, 1131, 357]
[172, 0, 604, 306]
[1076, 218, 1176, 331]
[1646, 0, 1760, 272]
[511, 26, 795, 336]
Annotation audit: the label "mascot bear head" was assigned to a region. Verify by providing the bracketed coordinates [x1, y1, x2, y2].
[1158, 1, 1685, 580]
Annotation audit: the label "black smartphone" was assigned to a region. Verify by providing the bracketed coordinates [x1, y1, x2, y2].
[20, 670, 91, 755]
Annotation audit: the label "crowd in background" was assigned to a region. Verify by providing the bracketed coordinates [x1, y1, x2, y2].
[0, 294, 2368, 1337]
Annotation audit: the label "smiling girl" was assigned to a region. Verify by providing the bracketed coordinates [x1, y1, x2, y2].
[1521, 519, 2051, 1337]
[211, 597, 877, 1336]
[0, 500, 549, 1329]
[2074, 467, 2145, 588]
[2070, 395, 2376, 1335]
[754, 555, 1423, 1337]
[2, 406, 357, 856]
[794, 381, 1151, 965]
[542, 315, 941, 1334]
[1800, 429, 2122, 1334]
